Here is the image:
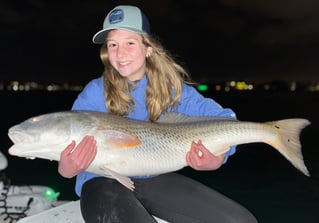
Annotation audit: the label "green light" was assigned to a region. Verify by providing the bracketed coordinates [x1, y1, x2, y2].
[43, 187, 60, 201]
[197, 84, 209, 91]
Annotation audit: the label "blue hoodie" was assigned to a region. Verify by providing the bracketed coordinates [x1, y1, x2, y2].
[72, 76, 236, 196]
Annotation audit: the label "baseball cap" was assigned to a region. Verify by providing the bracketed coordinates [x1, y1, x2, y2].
[92, 5, 151, 44]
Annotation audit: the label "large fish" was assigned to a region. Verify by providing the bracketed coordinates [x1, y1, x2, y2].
[8, 111, 310, 190]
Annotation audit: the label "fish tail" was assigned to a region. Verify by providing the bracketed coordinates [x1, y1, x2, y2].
[266, 119, 311, 176]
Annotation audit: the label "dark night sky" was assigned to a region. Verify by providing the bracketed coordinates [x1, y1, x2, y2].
[1, 0, 319, 84]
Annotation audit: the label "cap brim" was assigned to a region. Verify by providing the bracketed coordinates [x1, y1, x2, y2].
[92, 27, 147, 44]
[92, 29, 109, 44]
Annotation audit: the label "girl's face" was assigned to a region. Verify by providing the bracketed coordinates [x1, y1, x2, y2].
[106, 29, 152, 81]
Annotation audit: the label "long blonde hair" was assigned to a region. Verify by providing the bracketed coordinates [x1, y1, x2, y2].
[100, 34, 192, 122]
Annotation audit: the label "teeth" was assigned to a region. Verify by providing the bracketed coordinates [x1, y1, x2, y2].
[119, 61, 129, 65]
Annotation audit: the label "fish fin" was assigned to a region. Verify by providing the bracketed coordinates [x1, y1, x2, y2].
[213, 147, 231, 156]
[103, 130, 141, 149]
[265, 119, 311, 176]
[158, 112, 235, 124]
[100, 165, 135, 191]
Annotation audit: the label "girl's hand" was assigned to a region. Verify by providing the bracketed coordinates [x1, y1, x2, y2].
[186, 140, 225, 171]
[58, 135, 97, 178]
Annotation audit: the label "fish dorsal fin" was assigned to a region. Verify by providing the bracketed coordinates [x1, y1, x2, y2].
[103, 130, 141, 149]
[158, 112, 235, 124]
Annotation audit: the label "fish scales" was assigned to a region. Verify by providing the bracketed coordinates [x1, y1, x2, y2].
[8, 111, 310, 190]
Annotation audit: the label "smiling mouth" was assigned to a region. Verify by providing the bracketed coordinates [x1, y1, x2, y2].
[118, 61, 130, 66]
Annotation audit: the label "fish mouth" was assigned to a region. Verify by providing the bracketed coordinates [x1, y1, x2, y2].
[8, 131, 34, 144]
[8, 144, 42, 159]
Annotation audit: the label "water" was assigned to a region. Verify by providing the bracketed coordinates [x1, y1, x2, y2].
[0, 90, 318, 222]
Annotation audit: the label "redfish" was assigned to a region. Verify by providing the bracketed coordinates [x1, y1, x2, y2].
[8, 111, 310, 190]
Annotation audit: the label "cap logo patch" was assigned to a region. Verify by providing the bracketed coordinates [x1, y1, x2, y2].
[109, 9, 124, 24]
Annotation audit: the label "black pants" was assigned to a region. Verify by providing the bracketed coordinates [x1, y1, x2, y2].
[80, 173, 258, 223]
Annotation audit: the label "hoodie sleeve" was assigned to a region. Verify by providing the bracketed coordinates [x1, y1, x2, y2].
[176, 84, 237, 162]
[72, 76, 107, 112]
[71, 76, 106, 196]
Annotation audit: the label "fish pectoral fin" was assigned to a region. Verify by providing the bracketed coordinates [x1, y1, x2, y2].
[103, 130, 141, 149]
[100, 165, 135, 191]
[213, 147, 231, 156]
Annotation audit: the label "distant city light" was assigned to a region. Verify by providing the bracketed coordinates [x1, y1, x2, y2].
[0, 80, 318, 92]
[197, 84, 209, 91]
[2, 81, 83, 92]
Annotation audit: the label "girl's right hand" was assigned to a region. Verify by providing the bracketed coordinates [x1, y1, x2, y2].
[58, 135, 97, 178]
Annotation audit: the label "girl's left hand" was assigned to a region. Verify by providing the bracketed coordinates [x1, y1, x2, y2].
[186, 140, 225, 171]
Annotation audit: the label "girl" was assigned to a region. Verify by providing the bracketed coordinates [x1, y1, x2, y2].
[58, 5, 257, 223]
